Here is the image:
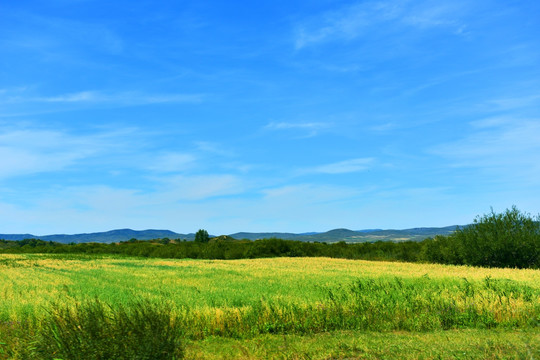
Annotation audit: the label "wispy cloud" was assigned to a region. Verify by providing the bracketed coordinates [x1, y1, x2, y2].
[0, 124, 145, 180]
[158, 174, 245, 201]
[0, 182, 358, 234]
[300, 158, 375, 175]
[0, 185, 155, 234]
[485, 94, 540, 111]
[265, 122, 327, 130]
[0, 123, 243, 187]
[262, 183, 361, 202]
[1, 12, 124, 56]
[0, 128, 98, 179]
[294, 1, 468, 49]
[264, 121, 330, 137]
[2, 90, 204, 105]
[194, 141, 235, 157]
[40, 91, 97, 103]
[370, 122, 399, 132]
[145, 153, 197, 173]
[431, 117, 540, 183]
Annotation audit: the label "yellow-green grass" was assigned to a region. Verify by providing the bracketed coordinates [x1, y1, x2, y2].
[0, 254, 540, 336]
[1, 254, 539, 358]
[184, 329, 540, 359]
[1, 254, 539, 319]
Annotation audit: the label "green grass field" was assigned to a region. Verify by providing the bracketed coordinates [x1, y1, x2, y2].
[0, 254, 538, 359]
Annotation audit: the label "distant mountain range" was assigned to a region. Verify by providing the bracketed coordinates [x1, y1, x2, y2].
[0, 229, 191, 243]
[230, 226, 459, 242]
[0, 225, 461, 244]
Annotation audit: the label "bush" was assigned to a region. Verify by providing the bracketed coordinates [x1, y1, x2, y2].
[453, 206, 540, 268]
[29, 300, 183, 360]
[421, 235, 461, 265]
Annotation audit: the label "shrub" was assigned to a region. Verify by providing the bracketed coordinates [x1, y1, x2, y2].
[421, 235, 461, 265]
[454, 206, 540, 268]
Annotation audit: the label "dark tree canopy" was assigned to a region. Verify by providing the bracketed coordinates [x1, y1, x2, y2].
[423, 206, 539, 268]
[454, 206, 539, 268]
[194, 229, 210, 243]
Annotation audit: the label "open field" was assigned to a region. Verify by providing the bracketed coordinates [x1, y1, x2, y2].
[184, 330, 540, 359]
[0, 254, 539, 358]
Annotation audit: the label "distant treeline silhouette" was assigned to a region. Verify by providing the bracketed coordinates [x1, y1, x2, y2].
[1, 207, 538, 268]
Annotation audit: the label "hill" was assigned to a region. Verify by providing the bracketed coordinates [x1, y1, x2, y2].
[230, 226, 459, 242]
[0, 226, 460, 244]
[0, 229, 192, 243]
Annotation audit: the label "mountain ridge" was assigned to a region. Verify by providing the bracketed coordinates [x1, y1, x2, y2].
[0, 226, 460, 244]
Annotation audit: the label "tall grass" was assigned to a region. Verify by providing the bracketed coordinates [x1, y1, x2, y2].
[10, 275, 537, 358]
[171, 276, 539, 339]
[20, 299, 183, 360]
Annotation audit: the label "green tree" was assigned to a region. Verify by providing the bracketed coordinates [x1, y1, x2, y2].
[194, 229, 210, 243]
[421, 235, 461, 265]
[454, 206, 539, 268]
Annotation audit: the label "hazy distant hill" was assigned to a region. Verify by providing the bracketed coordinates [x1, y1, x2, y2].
[229, 232, 305, 240]
[230, 226, 459, 243]
[0, 225, 460, 244]
[0, 233, 35, 241]
[0, 229, 192, 243]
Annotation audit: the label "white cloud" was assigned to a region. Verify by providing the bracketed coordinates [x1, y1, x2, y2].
[40, 91, 97, 102]
[431, 118, 540, 184]
[264, 121, 330, 137]
[262, 183, 361, 202]
[0, 123, 243, 190]
[3, 90, 204, 105]
[433, 118, 540, 160]
[134, 93, 204, 104]
[0, 124, 147, 180]
[301, 158, 374, 175]
[158, 174, 245, 201]
[0, 146, 80, 179]
[0, 185, 153, 234]
[215, 183, 371, 232]
[2, 12, 124, 56]
[401, 3, 462, 28]
[265, 122, 327, 130]
[370, 122, 398, 132]
[469, 116, 511, 129]
[485, 94, 540, 111]
[194, 141, 235, 157]
[0, 177, 245, 234]
[294, 0, 468, 49]
[145, 153, 197, 173]
[0, 128, 97, 179]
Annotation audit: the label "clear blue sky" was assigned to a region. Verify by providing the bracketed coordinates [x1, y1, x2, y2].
[1, 0, 539, 235]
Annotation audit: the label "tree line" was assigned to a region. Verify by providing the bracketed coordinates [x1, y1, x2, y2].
[1, 207, 538, 268]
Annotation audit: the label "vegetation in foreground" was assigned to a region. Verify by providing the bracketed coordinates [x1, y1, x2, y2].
[183, 329, 539, 359]
[0, 255, 538, 359]
[15, 300, 183, 360]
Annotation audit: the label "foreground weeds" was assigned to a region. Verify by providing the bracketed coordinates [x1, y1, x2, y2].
[13, 300, 183, 360]
[184, 329, 540, 360]
[175, 276, 539, 339]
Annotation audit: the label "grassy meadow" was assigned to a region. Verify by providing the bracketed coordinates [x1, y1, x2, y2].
[0, 254, 539, 358]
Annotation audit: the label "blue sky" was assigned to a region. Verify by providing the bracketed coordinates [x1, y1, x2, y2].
[1, 0, 539, 235]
